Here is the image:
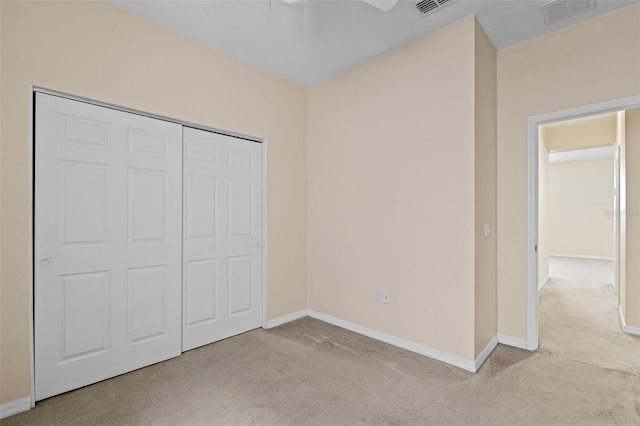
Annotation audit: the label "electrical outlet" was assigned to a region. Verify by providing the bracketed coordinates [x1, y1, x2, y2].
[383, 290, 390, 304]
[377, 290, 383, 302]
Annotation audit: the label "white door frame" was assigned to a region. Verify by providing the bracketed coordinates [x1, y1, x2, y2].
[526, 95, 640, 350]
[614, 143, 621, 296]
[29, 86, 268, 406]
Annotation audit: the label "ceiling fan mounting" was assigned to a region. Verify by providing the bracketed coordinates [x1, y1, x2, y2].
[361, 0, 399, 12]
[276, 0, 403, 45]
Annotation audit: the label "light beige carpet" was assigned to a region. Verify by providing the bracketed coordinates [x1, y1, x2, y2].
[5, 259, 640, 425]
[540, 257, 640, 377]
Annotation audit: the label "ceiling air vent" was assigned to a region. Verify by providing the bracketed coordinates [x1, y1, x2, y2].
[415, 0, 457, 17]
[540, 0, 596, 25]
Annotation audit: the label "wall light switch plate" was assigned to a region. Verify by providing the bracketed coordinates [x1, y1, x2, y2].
[484, 224, 491, 237]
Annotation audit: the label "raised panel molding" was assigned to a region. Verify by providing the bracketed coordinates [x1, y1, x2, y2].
[228, 179, 253, 238]
[59, 161, 110, 246]
[186, 175, 217, 239]
[128, 128, 167, 158]
[186, 259, 217, 327]
[227, 255, 253, 316]
[228, 148, 253, 169]
[59, 114, 110, 149]
[187, 140, 218, 164]
[127, 265, 167, 344]
[128, 168, 167, 243]
[59, 271, 110, 361]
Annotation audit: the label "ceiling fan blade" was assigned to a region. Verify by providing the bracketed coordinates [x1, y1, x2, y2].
[361, 0, 399, 12]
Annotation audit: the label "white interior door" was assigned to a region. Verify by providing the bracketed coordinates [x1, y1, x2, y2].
[34, 93, 183, 400]
[182, 127, 263, 351]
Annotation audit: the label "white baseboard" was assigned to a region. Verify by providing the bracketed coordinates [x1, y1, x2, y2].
[263, 309, 501, 372]
[475, 336, 498, 371]
[262, 309, 309, 329]
[0, 396, 31, 420]
[618, 305, 640, 336]
[538, 276, 550, 291]
[497, 334, 528, 349]
[307, 310, 477, 372]
[550, 253, 613, 261]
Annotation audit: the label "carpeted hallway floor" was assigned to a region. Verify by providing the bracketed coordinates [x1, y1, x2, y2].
[540, 257, 640, 377]
[5, 258, 640, 425]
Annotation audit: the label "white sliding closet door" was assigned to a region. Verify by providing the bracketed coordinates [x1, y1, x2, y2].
[34, 93, 182, 400]
[182, 127, 263, 351]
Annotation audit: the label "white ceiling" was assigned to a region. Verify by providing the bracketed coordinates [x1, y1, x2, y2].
[111, 0, 638, 87]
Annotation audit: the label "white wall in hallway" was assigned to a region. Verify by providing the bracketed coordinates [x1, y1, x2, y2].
[548, 158, 614, 258]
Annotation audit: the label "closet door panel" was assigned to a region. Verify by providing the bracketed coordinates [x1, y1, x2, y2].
[34, 93, 182, 400]
[182, 127, 262, 351]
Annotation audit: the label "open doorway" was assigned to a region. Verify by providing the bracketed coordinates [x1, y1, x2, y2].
[538, 112, 617, 291]
[533, 106, 640, 375]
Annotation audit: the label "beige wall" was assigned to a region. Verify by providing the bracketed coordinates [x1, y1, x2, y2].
[308, 16, 477, 360]
[0, 3, 3, 384]
[497, 4, 640, 339]
[548, 158, 614, 258]
[2, 0, 639, 409]
[543, 112, 618, 152]
[308, 16, 497, 362]
[473, 20, 497, 358]
[538, 137, 550, 284]
[624, 107, 640, 327]
[0, 1, 307, 404]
